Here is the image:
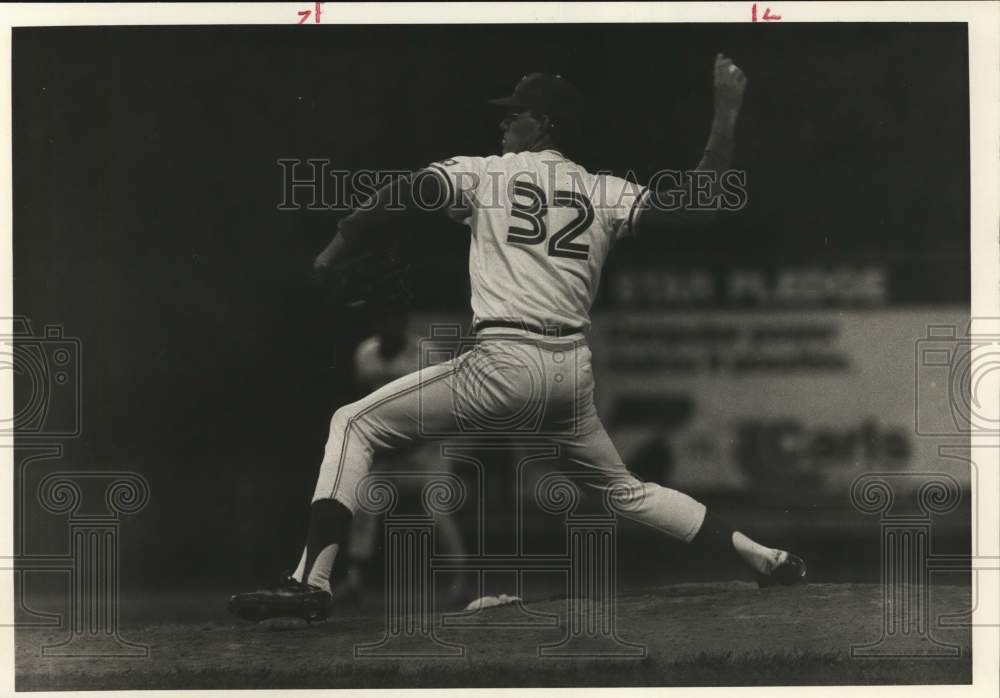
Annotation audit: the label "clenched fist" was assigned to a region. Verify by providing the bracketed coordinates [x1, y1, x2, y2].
[713, 53, 748, 121]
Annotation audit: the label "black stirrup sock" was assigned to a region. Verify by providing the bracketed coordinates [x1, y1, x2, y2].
[301, 498, 353, 590]
[690, 508, 737, 554]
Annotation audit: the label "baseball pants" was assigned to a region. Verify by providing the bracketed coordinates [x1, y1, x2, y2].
[310, 328, 707, 542]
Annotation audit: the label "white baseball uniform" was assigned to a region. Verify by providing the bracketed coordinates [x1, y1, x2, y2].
[347, 333, 462, 563]
[428, 149, 648, 331]
[308, 149, 706, 546]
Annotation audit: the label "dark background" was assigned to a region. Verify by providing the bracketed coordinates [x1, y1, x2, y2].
[12, 24, 969, 592]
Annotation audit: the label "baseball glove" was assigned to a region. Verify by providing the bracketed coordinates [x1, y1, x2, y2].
[320, 241, 414, 312]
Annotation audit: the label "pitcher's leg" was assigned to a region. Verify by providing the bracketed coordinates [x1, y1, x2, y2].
[563, 418, 707, 541]
[294, 360, 464, 593]
[311, 361, 461, 510]
[559, 410, 805, 584]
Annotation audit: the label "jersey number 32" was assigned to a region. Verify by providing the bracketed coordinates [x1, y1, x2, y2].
[506, 181, 594, 261]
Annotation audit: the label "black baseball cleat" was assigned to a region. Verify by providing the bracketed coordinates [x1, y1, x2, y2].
[227, 577, 333, 623]
[757, 551, 807, 588]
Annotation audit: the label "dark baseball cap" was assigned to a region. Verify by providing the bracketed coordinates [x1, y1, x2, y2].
[489, 73, 584, 126]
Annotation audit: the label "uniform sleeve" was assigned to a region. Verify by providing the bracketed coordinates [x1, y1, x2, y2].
[425, 156, 489, 207]
[598, 175, 650, 244]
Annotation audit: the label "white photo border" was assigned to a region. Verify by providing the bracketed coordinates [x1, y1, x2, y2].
[0, 2, 996, 697]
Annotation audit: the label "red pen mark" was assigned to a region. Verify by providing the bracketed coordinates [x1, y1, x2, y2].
[298, 1, 322, 24]
[751, 3, 781, 21]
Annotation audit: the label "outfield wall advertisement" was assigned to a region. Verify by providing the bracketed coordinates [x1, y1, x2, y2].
[410, 307, 971, 503]
[586, 308, 972, 501]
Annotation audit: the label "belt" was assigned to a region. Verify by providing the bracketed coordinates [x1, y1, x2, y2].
[473, 320, 585, 337]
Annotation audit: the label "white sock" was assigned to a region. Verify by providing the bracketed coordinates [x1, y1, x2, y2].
[732, 532, 784, 575]
[292, 547, 307, 581]
[307, 544, 338, 594]
[291, 543, 339, 595]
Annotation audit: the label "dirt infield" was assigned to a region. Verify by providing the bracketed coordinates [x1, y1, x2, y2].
[16, 582, 971, 690]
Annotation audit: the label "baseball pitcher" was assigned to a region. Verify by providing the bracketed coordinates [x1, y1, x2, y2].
[229, 54, 806, 623]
